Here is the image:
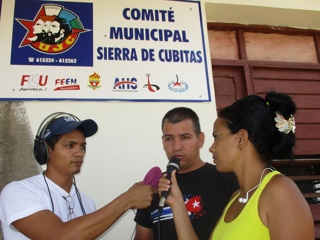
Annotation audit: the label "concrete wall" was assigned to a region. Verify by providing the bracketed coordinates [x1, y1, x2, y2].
[0, 102, 41, 240]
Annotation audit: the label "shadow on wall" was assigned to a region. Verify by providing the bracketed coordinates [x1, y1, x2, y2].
[0, 102, 41, 240]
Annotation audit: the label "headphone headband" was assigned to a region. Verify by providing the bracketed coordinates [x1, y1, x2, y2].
[36, 112, 80, 140]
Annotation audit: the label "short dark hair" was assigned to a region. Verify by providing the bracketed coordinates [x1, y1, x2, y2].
[218, 92, 296, 162]
[162, 107, 201, 135]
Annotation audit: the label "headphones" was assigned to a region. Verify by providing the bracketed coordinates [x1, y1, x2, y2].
[238, 167, 275, 204]
[239, 192, 251, 204]
[34, 112, 80, 165]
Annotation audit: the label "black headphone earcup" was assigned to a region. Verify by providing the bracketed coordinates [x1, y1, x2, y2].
[33, 137, 48, 165]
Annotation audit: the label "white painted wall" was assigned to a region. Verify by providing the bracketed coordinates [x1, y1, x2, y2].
[5, 0, 320, 239]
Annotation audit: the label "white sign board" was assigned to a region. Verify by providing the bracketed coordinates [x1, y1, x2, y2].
[0, 0, 211, 101]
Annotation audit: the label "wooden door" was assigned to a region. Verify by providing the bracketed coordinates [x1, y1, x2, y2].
[212, 66, 247, 112]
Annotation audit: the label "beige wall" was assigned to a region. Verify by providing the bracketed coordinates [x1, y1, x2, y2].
[204, 0, 320, 30]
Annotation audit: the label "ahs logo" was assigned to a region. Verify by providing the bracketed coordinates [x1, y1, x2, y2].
[16, 4, 89, 54]
[113, 77, 138, 91]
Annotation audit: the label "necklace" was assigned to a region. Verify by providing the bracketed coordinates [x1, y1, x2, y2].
[42, 171, 86, 215]
[43, 171, 55, 212]
[238, 167, 274, 203]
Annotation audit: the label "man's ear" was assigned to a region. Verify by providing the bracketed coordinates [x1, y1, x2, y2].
[47, 145, 53, 158]
[198, 132, 205, 148]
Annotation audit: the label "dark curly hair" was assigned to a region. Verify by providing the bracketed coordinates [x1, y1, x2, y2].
[218, 92, 296, 162]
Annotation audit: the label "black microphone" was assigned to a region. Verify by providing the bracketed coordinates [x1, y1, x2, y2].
[158, 157, 180, 212]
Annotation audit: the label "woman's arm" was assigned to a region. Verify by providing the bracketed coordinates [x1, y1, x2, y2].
[159, 171, 199, 240]
[260, 175, 314, 240]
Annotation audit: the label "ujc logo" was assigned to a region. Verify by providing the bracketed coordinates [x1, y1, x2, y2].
[17, 4, 89, 54]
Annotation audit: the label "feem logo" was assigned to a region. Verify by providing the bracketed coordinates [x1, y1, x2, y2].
[54, 78, 80, 91]
[17, 4, 89, 54]
[113, 77, 138, 92]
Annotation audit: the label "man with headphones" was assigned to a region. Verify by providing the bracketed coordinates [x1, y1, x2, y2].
[0, 112, 155, 239]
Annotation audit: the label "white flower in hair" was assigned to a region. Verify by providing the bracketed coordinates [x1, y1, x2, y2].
[274, 111, 296, 134]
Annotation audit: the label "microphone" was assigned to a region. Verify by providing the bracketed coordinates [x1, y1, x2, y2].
[158, 157, 180, 212]
[142, 166, 162, 188]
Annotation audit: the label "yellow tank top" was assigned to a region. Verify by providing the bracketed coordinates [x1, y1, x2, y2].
[211, 171, 280, 240]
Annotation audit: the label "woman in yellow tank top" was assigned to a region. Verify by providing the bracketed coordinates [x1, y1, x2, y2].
[159, 91, 314, 240]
